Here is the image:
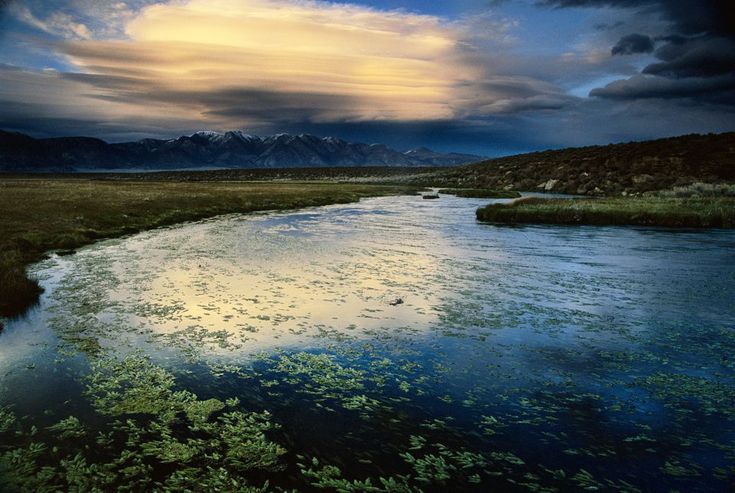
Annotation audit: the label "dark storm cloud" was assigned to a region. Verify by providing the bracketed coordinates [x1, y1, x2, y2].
[539, 0, 734, 45]
[189, 89, 358, 124]
[540, 0, 735, 104]
[611, 33, 654, 55]
[0, 98, 190, 141]
[538, 0, 734, 36]
[0, 0, 13, 24]
[644, 36, 735, 78]
[266, 118, 549, 156]
[58, 71, 362, 124]
[590, 73, 735, 101]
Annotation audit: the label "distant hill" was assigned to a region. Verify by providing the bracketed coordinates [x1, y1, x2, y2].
[0, 130, 483, 171]
[428, 132, 735, 195]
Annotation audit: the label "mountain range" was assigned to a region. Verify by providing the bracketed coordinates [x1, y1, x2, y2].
[0, 130, 483, 172]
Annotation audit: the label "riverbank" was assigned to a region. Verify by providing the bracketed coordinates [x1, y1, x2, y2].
[0, 177, 419, 317]
[476, 196, 735, 228]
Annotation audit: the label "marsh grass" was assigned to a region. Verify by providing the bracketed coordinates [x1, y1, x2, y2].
[0, 250, 43, 316]
[658, 182, 735, 198]
[476, 196, 735, 227]
[438, 189, 521, 199]
[0, 177, 419, 317]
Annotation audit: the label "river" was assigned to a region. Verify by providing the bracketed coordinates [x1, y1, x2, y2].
[1, 193, 734, 491]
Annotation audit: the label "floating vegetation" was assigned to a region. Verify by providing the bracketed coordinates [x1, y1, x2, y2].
[300, 436, 490, 491]
[47, 416, 86, 439]
[0, 406, 16, 433]
[640, 372, 735, 418]
[0, 354, 286, 491]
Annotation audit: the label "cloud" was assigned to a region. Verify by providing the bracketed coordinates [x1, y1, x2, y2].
[0, 64, 219, 139]
[460, 76, 576, 114]
[6, 1, 160, 38]
[9, 3, 92, 39]
[611, 33, 653, 55]
[0, 0, 572, 136]
[590, 73, 735, 101]
[3, 0, 731, 151]
[538, 0, 734, 35]
[644, 36, 735, 78]
[539, 0, 735, 106]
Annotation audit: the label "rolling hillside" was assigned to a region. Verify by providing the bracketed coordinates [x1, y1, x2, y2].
[429, 133, 735, 195]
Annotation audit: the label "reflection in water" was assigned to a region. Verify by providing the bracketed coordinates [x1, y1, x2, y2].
[1, 194, 734, 492]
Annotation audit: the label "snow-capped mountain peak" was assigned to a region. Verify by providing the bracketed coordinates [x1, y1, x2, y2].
[0, 128, 485, 170]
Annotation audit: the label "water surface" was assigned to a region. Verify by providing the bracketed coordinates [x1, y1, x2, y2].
[1, 194, 734, 491]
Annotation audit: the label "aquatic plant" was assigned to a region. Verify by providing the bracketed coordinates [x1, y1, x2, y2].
[0, 354, 286, 491]
[0, 406, 16, 433]
[300, 436, 490, 491]
[47, 416, 86, 440]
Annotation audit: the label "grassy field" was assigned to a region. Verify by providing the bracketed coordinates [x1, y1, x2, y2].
[0, 177, 419, 317]
[476, 196, 735, 228]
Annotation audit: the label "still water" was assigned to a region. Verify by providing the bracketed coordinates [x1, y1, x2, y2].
[1, 193, 734, 491]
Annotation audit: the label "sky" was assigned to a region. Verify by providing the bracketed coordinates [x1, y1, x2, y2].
[0, 0, 733, 155]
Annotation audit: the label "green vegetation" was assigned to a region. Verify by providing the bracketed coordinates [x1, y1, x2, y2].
[87, 166, 440, 183]
[476, 196, 735, 227]
[0, 177, 419, 317]
[438, 188, 521, 199]
[658, 182, 735, 198]
[0, 354, 286, 492]
[299, 437, 489, 491]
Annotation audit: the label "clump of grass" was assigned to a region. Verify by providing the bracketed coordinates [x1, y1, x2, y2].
[0, 249, 44, 317]
[438, 188, 521, 199]
[0, 177, 419, 317]
[659, 182, 735, 198]
[476, 196, 735, 228]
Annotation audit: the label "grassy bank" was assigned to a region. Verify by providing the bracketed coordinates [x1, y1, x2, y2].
[438, 188, 521, 199]
[476, 196, 735, 228]
[0, 177, 419, 317]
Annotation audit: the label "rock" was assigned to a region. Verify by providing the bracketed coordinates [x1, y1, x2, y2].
[542, 179, 560, 191]
[632, 174, 654, 185]
[389, 298, 404, 306]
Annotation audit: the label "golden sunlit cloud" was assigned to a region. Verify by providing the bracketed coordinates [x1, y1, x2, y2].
[53, 0, 486, 127]
[0, 0, 569, 138]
